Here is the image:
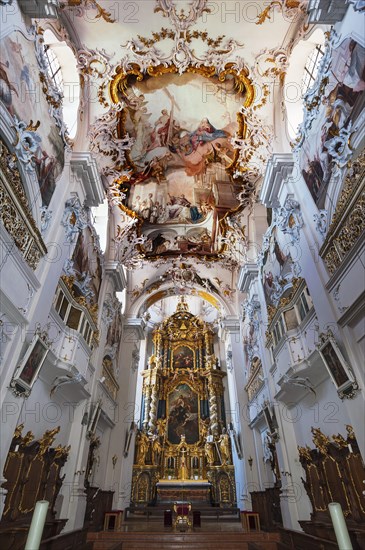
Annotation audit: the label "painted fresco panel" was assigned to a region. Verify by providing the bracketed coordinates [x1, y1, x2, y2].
[117, 70, 247, 258]
[1, 32, 64, 206]
[71, 226, 103, 305]
[262, 227, 293, 306]
[300, 38, 365, 208]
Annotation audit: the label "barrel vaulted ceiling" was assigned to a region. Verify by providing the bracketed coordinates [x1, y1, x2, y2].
[57, 0, 310, 315]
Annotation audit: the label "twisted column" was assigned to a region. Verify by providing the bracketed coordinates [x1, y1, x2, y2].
[148, 386, 158, 434]
[208, 386, 219, 436]
[142, 386, 151, 431]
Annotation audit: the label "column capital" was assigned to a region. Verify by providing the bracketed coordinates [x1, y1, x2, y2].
[221, 316, 240, 336]
[70, 152, 104, 207]
[237, 264, 259, 293]
[260, 153, 295, 208]
[123, 317, 146, 339]
[104, 260, 127, 291]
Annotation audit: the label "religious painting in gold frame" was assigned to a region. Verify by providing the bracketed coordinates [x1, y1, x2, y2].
[167, 383, 199, 445]
[171, 344, 195, 370]
[108, 62, 254, 259]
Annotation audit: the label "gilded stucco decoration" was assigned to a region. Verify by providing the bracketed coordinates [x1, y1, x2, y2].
[256, 0, 308, 25]
[130, 299, 236, 506]
[61, 0, 116, 23]
[0, 140, 47, 270]
[320, 150, 365, 274]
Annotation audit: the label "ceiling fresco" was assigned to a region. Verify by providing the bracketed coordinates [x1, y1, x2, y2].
[56, 0, 310, 309]
[109, 64, 253, 258]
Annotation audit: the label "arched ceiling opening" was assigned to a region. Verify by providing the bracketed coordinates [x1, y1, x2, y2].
[131, 283, 232, 320]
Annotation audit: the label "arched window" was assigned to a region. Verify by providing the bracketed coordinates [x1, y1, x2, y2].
[301, 44, 325, 94]
[285, 29, 326, 139]
[43, 29, 80, 139]
[44, 44, 63, 90]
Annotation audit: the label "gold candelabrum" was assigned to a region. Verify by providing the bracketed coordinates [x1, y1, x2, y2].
[131, 299, 236, 507]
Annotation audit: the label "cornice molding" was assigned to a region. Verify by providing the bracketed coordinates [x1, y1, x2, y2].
[260, 153, 295, 208]
[104, 260, 127, 292]
[123, 317, 146, 340]
[70, 152, 104, 207]
[237, 264, 259, 293]
[221, 316, 240, 337]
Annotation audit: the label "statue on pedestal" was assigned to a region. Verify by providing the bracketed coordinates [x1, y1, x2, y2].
[136, 431, 149, 465]
[205, 440, 215, 466]
[152, 434, 162, 465]
[218, 428, 230, 465]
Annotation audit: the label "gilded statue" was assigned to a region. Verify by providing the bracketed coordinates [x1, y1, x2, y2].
[200, 418, 210, 441]
[157, 417, 167, 438]
[136, 431, 149, 465]
[151, 434, 162, 465]
[218, 429, 230, 465]
[205, 440, 215, 466]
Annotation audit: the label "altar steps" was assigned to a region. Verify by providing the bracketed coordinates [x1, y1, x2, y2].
[88, 530, 281, 550]
[124, 506, 241, 522]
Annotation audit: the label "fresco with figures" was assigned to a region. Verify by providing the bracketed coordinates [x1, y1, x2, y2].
[172, 345, 195, 369]
[300, 38, 365, 208]
[118, 71, 247, 257]
[1, 33, 65, 206]
[167, 383, 199, 445]
[262, 227, 294, 306]
[67, 225, 103, 306]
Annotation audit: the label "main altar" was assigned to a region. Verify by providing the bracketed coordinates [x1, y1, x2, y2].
[131, 298, 236, 508]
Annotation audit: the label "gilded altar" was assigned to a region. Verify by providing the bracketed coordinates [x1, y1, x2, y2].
[131, 298, 236, 507]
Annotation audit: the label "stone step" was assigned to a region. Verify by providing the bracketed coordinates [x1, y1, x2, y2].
[88, 531, 280, 550]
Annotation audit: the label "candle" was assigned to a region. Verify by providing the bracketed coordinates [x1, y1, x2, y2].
[348, 444, 353, 454]
[328, 502, 353, 550]
[25, 500, 49, 550]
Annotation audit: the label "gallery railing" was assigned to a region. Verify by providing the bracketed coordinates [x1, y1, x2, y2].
[0, 140, 47, 270]
[320, 152, 365, 275]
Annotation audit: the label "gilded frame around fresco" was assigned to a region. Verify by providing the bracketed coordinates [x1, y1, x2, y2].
[109, 61, 254, 174]
[108, 62, 255, 261]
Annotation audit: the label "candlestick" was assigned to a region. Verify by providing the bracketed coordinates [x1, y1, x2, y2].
[25, 500, 49, 550]
[328, 502, 353, 550]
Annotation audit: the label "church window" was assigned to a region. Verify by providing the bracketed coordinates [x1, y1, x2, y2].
[44, 45, 63, 90]
[301, 44, 325, 95]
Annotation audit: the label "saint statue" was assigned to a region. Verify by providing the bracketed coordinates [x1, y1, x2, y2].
[152, 434, 162, 465]
[218, 428, 230, 465]
[205, 440, 215, 466]
[136, 431, 149, 466]
[157, 417, 167, 439]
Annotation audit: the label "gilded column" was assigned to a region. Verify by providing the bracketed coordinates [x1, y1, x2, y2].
[148, 368, 160, 434]
[206, 370, 226, 436]
[142, 371, 152, 431]
[208, 380, 219, 435]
